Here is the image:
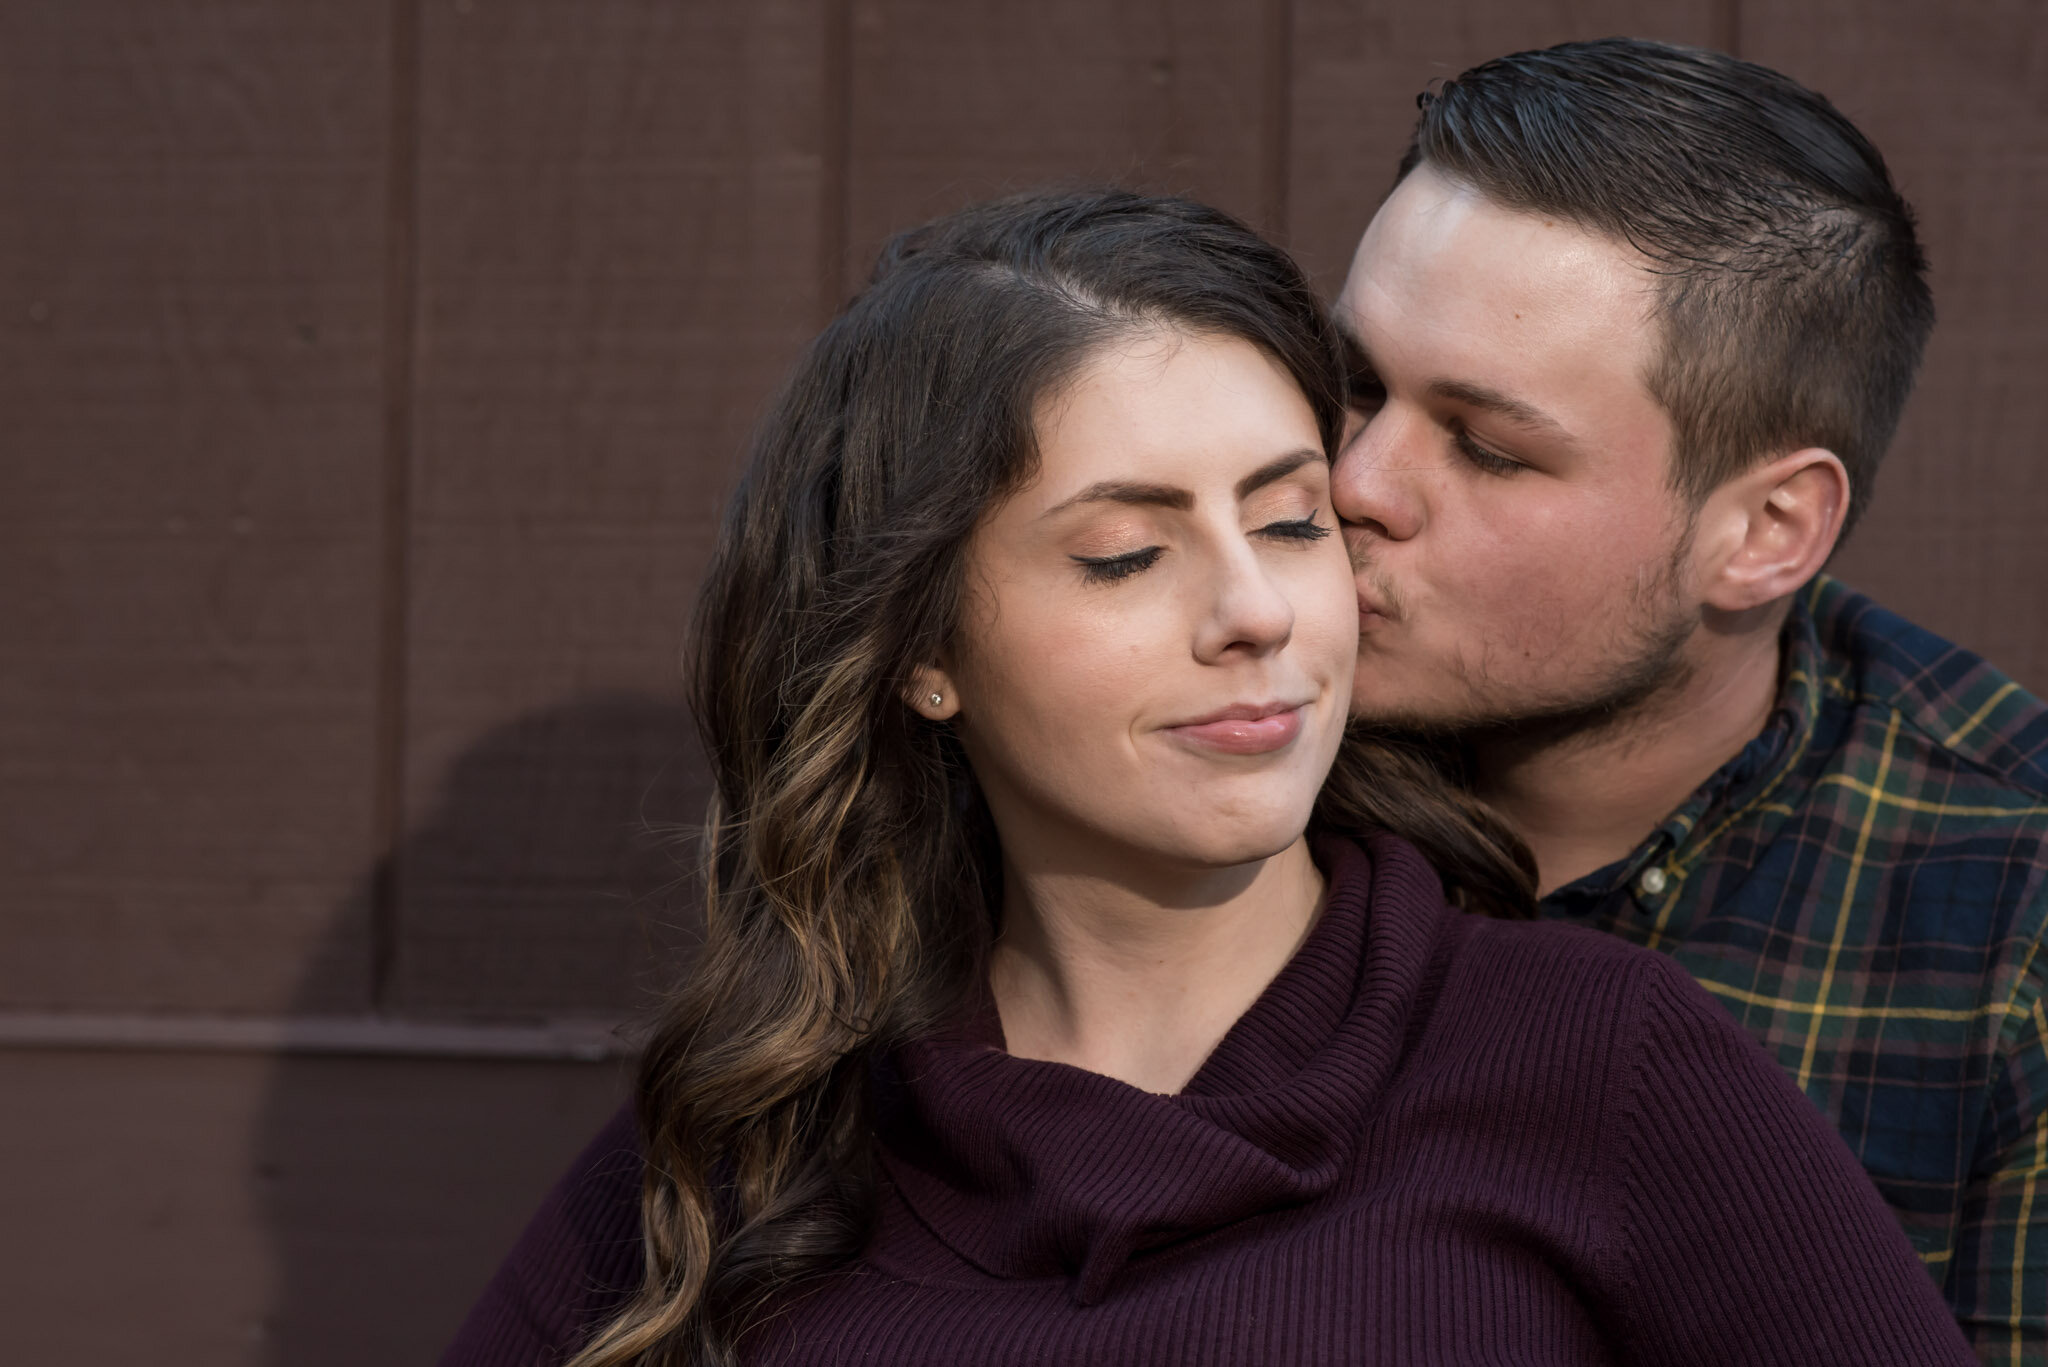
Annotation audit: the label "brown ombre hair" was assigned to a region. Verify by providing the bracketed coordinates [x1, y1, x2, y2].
[570, 189, 1536, 1367]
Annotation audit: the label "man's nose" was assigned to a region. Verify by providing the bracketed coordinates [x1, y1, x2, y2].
[1331, 411, 1426, 543]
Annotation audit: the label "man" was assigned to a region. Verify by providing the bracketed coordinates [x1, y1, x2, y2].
[1332, 38, 2048, 1359]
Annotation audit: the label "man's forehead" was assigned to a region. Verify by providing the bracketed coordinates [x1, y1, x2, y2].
[1338, 167, 1657, 363]
[1335, 166, 1675, 468]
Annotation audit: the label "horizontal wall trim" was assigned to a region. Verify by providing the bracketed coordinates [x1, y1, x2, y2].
[0, 1011, 635, 1061]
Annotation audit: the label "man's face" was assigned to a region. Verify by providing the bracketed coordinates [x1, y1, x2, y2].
[1332, 164, 1702, 739]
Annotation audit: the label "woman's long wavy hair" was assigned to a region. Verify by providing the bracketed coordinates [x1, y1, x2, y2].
[569, 189, 1537, 1367]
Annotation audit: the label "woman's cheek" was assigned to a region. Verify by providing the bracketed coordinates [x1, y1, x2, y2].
[987, 597, 1153, 737]
[1289, 551, 1363, 655]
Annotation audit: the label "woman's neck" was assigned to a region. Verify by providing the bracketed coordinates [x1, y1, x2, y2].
[987, 836, 1326, 1094]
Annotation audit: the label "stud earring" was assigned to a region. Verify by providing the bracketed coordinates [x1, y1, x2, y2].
[928, 692, 944, 707]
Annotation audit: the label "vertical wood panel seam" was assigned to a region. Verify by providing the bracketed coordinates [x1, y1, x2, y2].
[819, 0, 854, 322]
[372, 0, 423, 1009]
[1719, 0, 1742, 56]
[1261, 0, 1293, 244]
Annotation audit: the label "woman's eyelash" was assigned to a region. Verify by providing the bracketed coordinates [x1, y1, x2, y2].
[1073, 547, 1163, 583]
[1073, 515, 1327, 583]
[1260, 514, 1332, 542]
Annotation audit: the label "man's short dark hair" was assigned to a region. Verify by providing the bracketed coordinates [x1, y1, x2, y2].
[1399, 38, 1933, 535]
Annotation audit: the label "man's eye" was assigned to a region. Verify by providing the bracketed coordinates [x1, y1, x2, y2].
[1453, 430, 1524, 477]
[1073, 547, 1162, 584]
[1259, 514, 1333, 543]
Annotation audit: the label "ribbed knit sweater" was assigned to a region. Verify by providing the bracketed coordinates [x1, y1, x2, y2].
[444, 835, 1973, 1365]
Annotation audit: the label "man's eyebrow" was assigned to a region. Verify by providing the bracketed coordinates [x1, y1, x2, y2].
[1039, 449, 1322, 520]
[1335, 322, 1571, 440]
[1425, 378, 1572, 439]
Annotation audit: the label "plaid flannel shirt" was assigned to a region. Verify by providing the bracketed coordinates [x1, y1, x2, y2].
[1542, 575, 2048, 1364]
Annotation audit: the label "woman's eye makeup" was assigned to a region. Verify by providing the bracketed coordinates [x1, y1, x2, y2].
[1069, 509, 1329, 583]
[1072, 546, 1163, 583]
[1257, 513, 1331, 542]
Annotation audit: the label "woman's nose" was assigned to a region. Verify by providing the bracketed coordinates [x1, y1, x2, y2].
[1194, 548, 1296, 662]
[1331, 410, 1425, 544]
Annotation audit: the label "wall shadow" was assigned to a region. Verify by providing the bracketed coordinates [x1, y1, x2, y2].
[252, 692, 707, 1366]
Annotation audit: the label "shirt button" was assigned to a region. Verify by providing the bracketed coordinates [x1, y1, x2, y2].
[1637, 866, 1669, 897]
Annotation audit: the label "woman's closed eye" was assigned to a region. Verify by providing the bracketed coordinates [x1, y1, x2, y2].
[1257, 513, 1332, 543]
[1072, 513, 1328, 584]
[1073, 546, 1163, 584]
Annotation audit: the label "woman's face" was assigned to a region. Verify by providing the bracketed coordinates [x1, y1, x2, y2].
[923, 327, 1358, 877]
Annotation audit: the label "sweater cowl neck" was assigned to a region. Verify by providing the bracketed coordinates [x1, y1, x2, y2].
[873, 835, 1456, 1305]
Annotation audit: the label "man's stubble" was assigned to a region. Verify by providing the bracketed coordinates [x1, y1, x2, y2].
[1348, 524, 1700, 763]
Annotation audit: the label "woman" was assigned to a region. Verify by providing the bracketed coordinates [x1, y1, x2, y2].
[445, 190, 1969, 1366]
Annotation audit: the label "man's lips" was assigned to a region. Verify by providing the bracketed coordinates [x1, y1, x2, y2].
[1353, 574, 1399, 624]
[1164, 700, 1309, 755]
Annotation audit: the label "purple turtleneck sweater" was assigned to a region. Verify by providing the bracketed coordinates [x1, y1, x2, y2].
[444, 835, 1971, 1365]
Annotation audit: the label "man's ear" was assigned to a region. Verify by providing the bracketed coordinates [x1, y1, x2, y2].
[1695, 447, 1849, 613]
[905, 660, 962, 722]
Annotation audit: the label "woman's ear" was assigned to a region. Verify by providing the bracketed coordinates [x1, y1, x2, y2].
[1696, 447, 1849, 613]
[906, 661, 962, 721]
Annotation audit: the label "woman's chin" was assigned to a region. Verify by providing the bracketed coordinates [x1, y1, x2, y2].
[1128, 800, 1320, 872]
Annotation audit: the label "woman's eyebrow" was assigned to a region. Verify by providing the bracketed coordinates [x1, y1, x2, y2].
[1236, 449, 1321, 499]
[1041, 448, 1322, 520]
[1040, 481, 1194, 517]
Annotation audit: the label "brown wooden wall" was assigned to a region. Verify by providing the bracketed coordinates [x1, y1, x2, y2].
[4, 3, 2043, 1362]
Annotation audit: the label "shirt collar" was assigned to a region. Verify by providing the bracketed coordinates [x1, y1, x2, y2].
[1543, 585, 1828, 917]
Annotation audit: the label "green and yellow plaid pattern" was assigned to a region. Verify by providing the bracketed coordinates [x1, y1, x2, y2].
[1543, 575, 2048, 1364]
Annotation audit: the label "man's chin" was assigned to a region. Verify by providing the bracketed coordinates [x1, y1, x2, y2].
[1345, 696, 1625, 755]
[1346, 691, 1490, 741]
[1348, 671, 1473, 727]
[1348, 657, 1694, 753]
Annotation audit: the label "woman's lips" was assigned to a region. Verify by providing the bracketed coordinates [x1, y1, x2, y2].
[1165, 703, 1307, 755]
